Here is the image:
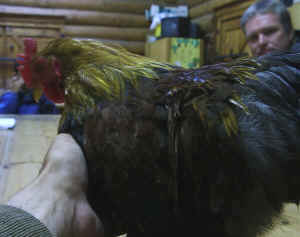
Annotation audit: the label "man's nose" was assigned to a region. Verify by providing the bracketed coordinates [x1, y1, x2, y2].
[258, 33, 266, 45]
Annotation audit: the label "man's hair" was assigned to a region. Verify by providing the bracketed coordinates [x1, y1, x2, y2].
[240, 0, 293, 34]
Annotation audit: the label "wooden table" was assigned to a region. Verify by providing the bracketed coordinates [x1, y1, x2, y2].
[0, 115, 60, 203]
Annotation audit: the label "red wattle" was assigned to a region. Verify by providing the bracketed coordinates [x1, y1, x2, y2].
[43, 80, 65, 103]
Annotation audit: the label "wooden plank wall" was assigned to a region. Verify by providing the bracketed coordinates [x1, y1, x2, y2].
[180, 0, 244, 63]
[178, 0, 243, 32]
[0, 0, 177, 55]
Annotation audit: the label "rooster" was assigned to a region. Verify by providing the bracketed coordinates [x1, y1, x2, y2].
[17, 38, 300, 237]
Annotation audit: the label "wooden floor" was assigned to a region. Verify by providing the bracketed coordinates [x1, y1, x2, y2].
[0, 114, 299, 236]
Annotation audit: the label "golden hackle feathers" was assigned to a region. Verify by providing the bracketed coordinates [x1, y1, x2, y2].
[35, 38, 175, 128]
[38, 38, 173, 102]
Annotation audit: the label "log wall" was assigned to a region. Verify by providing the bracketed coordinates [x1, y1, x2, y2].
[0, 0, 249, 56]
[0, 0, 180, 55]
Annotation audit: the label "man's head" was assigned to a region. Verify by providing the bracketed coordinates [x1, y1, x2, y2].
[241, 0, 294, 56]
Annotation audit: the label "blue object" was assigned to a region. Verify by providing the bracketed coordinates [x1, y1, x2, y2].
[18, 104, 40, 114]
[0, 92, 19, 114]
[0, 90, 60, 115]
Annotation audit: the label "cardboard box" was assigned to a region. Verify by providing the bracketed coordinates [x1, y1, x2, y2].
[289, 3, 300, 30]
[145, 37, 204, 69]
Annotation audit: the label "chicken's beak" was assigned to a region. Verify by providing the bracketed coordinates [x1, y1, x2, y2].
[33, 86, 43, 102]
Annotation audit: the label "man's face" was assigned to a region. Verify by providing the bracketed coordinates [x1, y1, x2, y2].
[245, 13, 294, 56]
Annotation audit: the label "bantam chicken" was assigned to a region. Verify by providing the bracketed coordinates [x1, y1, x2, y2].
[17, 38, 300, 237]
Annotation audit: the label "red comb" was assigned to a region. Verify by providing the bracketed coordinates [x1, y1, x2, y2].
[17, 38, 65, 103]
[16, 38, 37, 88]
[24, 38, 37, 57]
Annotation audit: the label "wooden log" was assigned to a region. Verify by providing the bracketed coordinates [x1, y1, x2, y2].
[5, 27, 60, 38]
[177, 0, 205, 7]
[0, 15, 64, 30]
[0, 0, 151, 14]
[63, 25, 147, 41]
[65, 10, 148, 27]
[0, 4, 149, 27]
[73, 37, 145, 55]
[191, 13, 216, 33]
[190, 0, 241, 18]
